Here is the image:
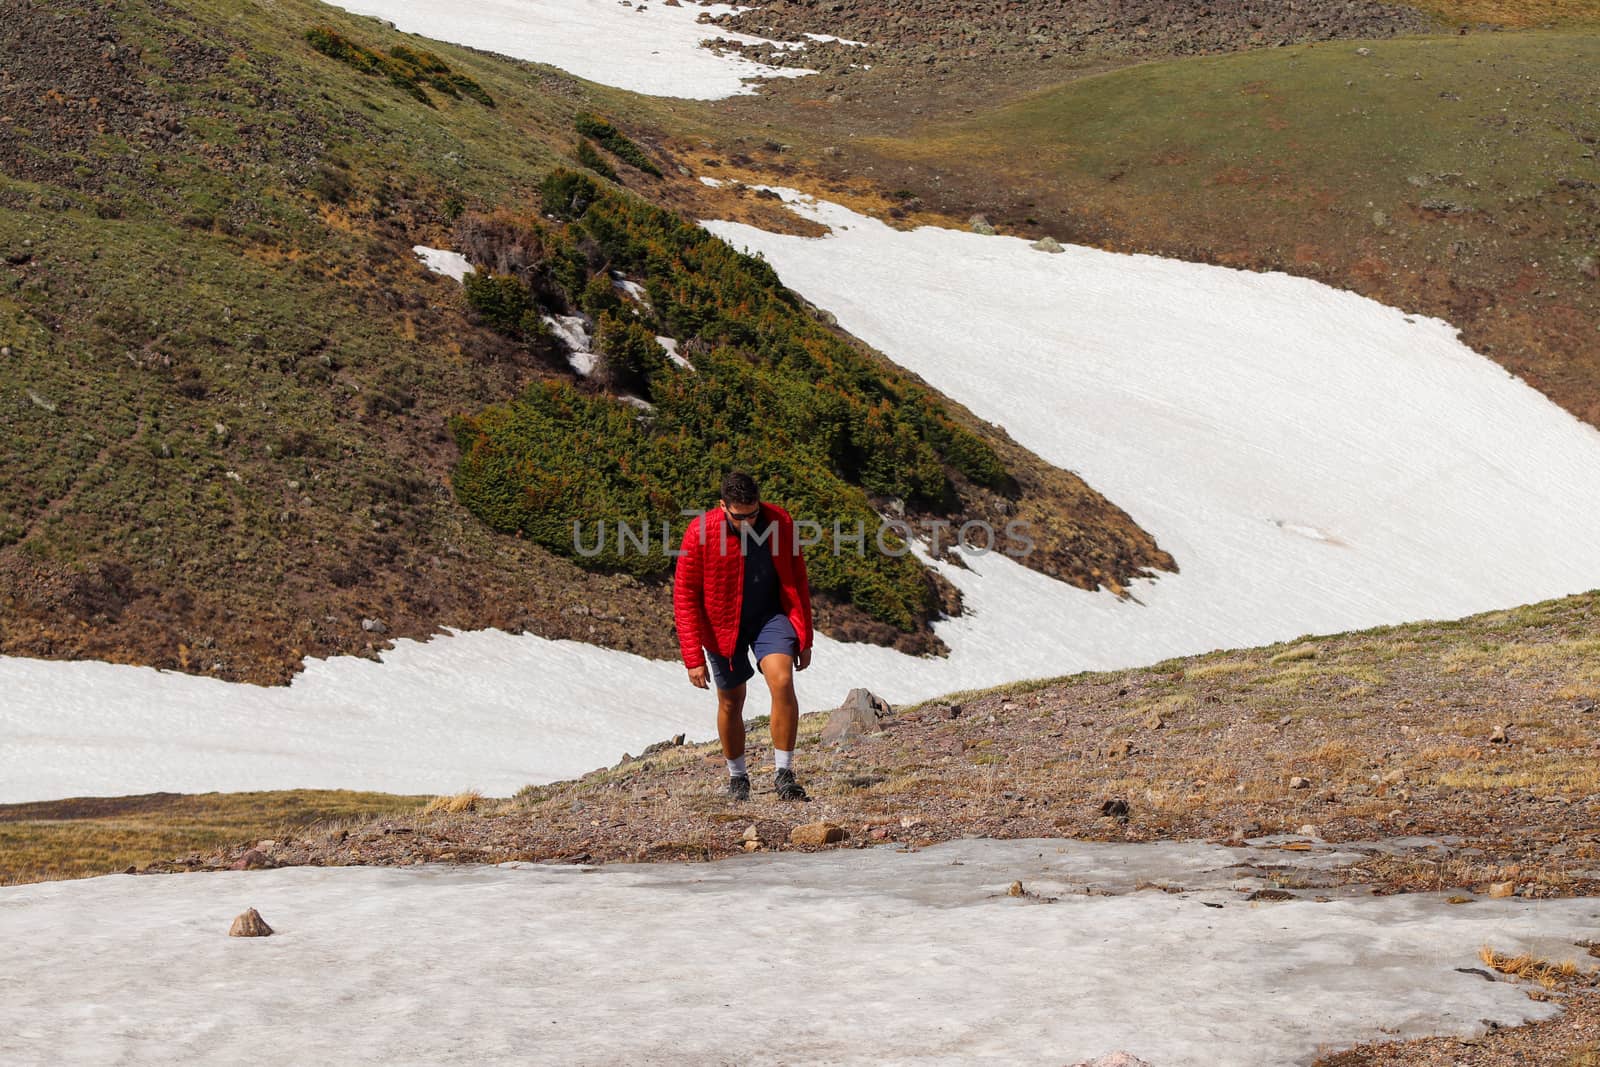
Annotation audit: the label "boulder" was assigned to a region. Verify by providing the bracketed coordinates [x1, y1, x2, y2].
[789, 821, 846, 847]
[968, 213, 996, 235]
[821, 687, 893, 745]
[1031, 236, 1064, 253]
[228, 907, 273, 938]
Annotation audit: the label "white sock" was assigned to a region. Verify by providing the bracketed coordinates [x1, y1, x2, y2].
[727, 755, 747, 777]
[774, 749, 793, 771]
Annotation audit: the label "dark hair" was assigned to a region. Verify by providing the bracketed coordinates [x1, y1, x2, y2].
[720, 470, 759, 506]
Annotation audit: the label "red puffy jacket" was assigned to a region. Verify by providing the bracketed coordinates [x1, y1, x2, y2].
[673, 502, 814, 670]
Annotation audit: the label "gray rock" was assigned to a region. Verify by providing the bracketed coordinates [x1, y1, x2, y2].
[821, 687, 893, 745]
[361, 617, 387, 634]
[228, 907, 273, 938]
[968, 213, 996, 236]
[1031, 236, 1064, 253]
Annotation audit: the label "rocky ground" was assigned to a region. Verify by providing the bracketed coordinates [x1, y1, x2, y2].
[122, 589, 1600, 1061]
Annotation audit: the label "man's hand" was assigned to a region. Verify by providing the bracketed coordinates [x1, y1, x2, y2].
[688, 665, 710, 689]
[795, 647, 811, 671]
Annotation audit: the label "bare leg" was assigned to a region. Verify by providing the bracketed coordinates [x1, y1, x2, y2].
[759, 652, 798, 753]
[717, 682, 748, 760]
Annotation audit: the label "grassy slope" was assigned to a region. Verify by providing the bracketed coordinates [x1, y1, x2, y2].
[836, 28, 1600, 425]
[0, 0, 1165, 682]
[0, 789, 428, 886]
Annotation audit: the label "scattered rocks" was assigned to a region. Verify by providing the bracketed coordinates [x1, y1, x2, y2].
[228, 907, 273, 938]
[642, 733, 687, 756]
[821, 687, 893, 745]
[230, 849, 271, 871]
[789, 821, 846, 847]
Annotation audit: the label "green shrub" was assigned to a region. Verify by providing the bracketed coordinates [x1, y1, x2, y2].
[573, 113, 663, 177]
[448, 171, 1015, 633]
[304, 26, 494, 109]
[574, 138, 618, 182]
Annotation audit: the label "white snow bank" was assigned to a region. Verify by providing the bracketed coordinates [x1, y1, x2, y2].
[701, 189, 1600, 657]
[2, 838, 1594, 1065]
[698, 175, 726, 188]
[410, 245, 473, 281]
[322, 0, 816, 100]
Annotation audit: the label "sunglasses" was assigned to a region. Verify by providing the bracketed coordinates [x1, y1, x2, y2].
[725, 505, 760, 522]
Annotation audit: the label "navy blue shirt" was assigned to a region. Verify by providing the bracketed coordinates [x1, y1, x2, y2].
[738, 517, 781, 639]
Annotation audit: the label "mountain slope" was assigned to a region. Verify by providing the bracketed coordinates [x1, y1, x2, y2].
[0, 0, 1170, 682]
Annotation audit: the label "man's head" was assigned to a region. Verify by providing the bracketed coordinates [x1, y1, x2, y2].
[719, 470, 760, 526]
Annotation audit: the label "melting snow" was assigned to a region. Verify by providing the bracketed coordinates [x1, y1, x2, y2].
[411, 245, 473, 281]
[2, 838, 1595, 1065]
[656, 334, 694, 370]
[542, 313, 596, 376]
[322, 0, 817, 99]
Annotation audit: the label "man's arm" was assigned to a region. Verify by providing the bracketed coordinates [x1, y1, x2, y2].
[672, 517, 707, 670]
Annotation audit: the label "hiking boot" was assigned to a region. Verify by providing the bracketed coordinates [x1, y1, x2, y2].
[727, 774, 751, 802]
[774, 767, 808, 801]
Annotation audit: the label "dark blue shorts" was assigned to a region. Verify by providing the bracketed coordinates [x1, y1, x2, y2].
[704, 613, 800, 691]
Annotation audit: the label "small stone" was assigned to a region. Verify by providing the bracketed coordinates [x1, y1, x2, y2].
[1574, 697, 1596, 713]
[1297, 824, 1317, 837]
[229, 907, 273, 937]
[1487, 881, 1515, 898]
[1030, 236, 1064, 253]
[1489, 724, 1510, 744]
[1355, 46, 1373, 55]
[1106, 739, 1133, 760]
[1144, 712, 1165, 731]
[789, 821, 846, 847]
[1100, 798, 1130, 820]
[1008, 880, 1024, 897]
[968, 213, 996, 235]
[1289, 776, 1311, 789]
[742, 823, 760, 842]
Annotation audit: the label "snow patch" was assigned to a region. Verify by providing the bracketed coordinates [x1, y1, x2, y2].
[410, 245, 473, 282]
[1, 838, 1593, 1065]
[656, 335, 694, 371]
[542, 313, 596, 376]
[322, 0, 816, 100]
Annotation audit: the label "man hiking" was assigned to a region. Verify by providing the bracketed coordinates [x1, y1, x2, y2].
[674, 471, 814, 802]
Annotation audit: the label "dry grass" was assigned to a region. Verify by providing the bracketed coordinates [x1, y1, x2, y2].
[1479, 944, 1587, 989]
[422, 790, 484, 815]
[0, 789, 430, 886]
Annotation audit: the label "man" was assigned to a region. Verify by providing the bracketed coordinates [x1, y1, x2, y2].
[673, 471, 814, 802]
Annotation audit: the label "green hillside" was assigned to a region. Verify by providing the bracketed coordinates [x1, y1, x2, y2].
[0, 0, 1169, 682]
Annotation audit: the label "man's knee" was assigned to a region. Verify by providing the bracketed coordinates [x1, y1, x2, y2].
[717, 683, 747, 711]
[759, 654, 794, 690]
